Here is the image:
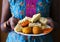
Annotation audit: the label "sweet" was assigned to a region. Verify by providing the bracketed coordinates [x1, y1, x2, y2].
[30, 13, 41, 23]
[33, 26, 43, 34]
[41, 25, 46, 29]
[22, 27, 32, 34]
[39, 17, 48, 24]
[18, 16, 31, 24]
[14, 24, 22, 32]
[14, 13, 51, 34]
[20, 20, 29, 27]
[28, 23, 41, 27]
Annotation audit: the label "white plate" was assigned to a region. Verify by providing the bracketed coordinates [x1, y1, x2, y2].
[14, 25, 53, 36]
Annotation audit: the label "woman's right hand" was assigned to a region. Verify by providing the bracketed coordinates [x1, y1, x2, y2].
[8, 17, 19, 30]
[1, 21, 11, 32]
[1, 17, 19, 31]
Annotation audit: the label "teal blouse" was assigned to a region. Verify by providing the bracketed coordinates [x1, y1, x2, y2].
[8, 0, 51, 19]
[6, 0, 52, 42]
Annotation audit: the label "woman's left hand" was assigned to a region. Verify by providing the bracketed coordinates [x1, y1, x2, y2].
[47, 18, 54, 28]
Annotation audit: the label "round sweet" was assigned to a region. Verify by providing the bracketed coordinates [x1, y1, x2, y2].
[22, 27, 32, 34]
[33, 26, 43, 34]
[20, 20, 29, 27]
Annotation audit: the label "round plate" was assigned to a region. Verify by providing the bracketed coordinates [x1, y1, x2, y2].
[14, 25, 53, 36]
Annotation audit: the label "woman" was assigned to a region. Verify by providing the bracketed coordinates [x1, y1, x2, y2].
[1, 0, 54, 42]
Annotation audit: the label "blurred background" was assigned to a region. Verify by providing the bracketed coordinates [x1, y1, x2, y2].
[0, 0, 60, 42]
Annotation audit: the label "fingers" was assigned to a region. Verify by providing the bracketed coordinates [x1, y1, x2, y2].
[47, 18, 54, 28]
[1, 22, 11, 31]
[49, 22, 54, 28]
[10, 23, 15, 30]
[9, 17, 19, 30]
[11, 17, 19, 24]
[6, 19, 10, 26]
[9, 17, 15, 30]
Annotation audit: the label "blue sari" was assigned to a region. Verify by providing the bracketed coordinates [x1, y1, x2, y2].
[6, 0, 53, 42]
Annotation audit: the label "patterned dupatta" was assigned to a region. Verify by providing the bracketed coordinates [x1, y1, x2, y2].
[26, 0, 38, 17]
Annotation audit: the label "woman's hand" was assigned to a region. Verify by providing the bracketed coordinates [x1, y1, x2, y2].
[47, 18, 54, 28]
[1, 17, 19, 31]
[8, 17, 19, 30]
[1, 21, 11, 32]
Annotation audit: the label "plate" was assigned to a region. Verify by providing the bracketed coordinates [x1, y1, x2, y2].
[14, 25, 53, 36]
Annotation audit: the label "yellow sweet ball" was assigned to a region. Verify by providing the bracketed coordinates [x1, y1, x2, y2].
[22, 27, 32, 34]
[33, 26, 43, 34]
